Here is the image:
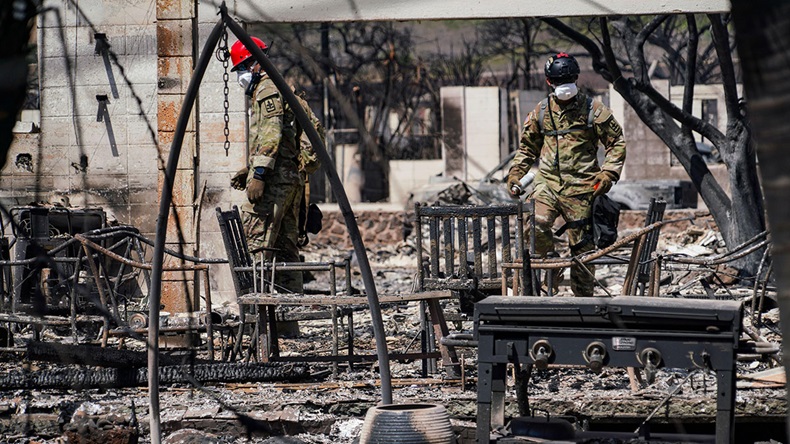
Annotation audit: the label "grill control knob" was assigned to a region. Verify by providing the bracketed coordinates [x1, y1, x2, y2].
[584, 342, 607, 373]
[638, 347, 663, 383]
[530, 340, 553, 370]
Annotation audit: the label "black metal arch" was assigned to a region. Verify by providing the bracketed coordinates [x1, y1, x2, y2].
[147, 5, 393, 441]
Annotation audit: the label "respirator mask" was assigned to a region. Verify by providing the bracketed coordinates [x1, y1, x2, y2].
[237, 71, 263, 97]
[554, 83, 578, 101]
[237, 71, 253, 90]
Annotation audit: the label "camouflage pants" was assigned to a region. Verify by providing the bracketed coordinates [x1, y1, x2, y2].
[531, 186, 596, 297]
[242, 181, 303, 294]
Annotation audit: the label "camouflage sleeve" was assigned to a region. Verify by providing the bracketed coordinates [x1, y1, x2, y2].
[296, 95, 324, 175]
[249, 81, 284, 170]
[509, 104, 543, 179]
[593, 103, 627, 180]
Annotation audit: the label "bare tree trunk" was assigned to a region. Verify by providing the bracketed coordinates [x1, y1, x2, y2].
[725, 131, 766, 264]
[731, 0, 790, 437]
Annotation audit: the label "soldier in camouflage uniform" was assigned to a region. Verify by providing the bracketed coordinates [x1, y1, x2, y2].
[507, 53, 626, 297]
[228, 37, 321, 294]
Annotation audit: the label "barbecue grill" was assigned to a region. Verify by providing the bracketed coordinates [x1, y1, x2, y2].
[475, 295, 743, 444]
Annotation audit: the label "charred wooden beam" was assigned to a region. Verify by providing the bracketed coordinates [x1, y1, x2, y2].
[0, 362, 309, 389]
[0, 313, 104, 326]
[26, 341, 209, 368]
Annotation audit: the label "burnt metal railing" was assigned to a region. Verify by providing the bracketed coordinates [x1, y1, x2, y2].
[0, 224, 219, 359]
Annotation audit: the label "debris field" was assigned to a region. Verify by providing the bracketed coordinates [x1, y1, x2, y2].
[0, 207, 785, 444]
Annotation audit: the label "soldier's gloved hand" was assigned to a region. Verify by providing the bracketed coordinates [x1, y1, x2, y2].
[246, 167, 266, 203]
[230, 167, 249, 191]
[593, 170, 618, 197]
[507, 173, 523, 197]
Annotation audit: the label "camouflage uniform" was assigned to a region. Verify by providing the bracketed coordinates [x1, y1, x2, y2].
[241, 75, 303, 293]
[295, 93, 324, 179]
[508, 92, 626, 296]
[294, 93, 324, 246]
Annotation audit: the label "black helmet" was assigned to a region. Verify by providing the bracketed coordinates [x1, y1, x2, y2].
[544, 52, 580, 84]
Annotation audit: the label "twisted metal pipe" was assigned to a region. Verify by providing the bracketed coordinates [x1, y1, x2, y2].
[664, 239, 770, 266]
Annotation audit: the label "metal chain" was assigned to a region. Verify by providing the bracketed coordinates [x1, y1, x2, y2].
[216, 24, 231, 156]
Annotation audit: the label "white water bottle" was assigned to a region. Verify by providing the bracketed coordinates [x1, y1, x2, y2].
[510, 172, 535, 195]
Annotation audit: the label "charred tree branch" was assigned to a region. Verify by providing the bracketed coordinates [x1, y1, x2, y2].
[682, 14, 699, 138]
[632, 82, 724, 145]
[542, 17, 613, 82]
[628, 15, 668, 83]
[708, 14, 742, 122]
[599, 18, 624, 87]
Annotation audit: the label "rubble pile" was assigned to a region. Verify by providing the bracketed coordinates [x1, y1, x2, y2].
[0, 220, 784, 443]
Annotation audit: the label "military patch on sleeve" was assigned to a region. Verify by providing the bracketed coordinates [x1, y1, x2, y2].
[593, 103, 612, 123]
[259, 93, 283, 118]
[607, 117, 622, 133]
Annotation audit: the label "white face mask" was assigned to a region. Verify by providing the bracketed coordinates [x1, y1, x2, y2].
[237, 71, 253, 90]
[554, 82, 578, 101]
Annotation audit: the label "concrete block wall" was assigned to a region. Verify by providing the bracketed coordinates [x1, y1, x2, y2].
[0, 0, 251, 310]
[0, 0, 161, 234]
[9, 0, 255, 310]
[388, 159, 444, 207]
[156, 0, 196, 316]
[463, 87, 509, 178]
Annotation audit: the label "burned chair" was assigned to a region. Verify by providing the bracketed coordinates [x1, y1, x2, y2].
[413, 201, 528, 373]
[499, 198, 674, 297]
[9, 206, 106, 315]
[1, 207, 218, 360]
[216, 205, 366, 365]
[216, 205, 459, 375]
[414, 201, 527, 304]
[2, 207, 117, 345]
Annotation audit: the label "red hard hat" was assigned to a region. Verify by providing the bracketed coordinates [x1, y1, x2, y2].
[229, 37, 268, 71]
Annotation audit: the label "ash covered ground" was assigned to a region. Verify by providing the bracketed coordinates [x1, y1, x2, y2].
[0, 224, 785, 443]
